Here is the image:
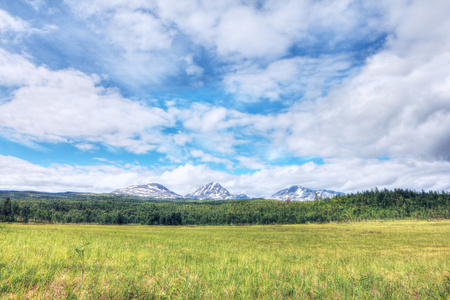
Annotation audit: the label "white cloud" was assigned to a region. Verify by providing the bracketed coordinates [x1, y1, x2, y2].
[0, 49, 173, 153]
[0, 154, 155, 193]
[63, 0, 187, 85]
[195, 0, 450, 162]
[172, 131, 192, 146]
[64, 0, 157, 17]
[0, 9, 30, 33]
[75, 143, 97, 152]
[215, 5, 290, 59]
[104, 9, 173, 52]
[278, 1, 450, 160]
[183, 106, 228, 132]
[236, 156, 266, 170]
[190, 149, 233, 168]
[154, 0, 234, 46]
[63, 0, 387, 76]
[58, 0, 390, 92]
[156, 163, 234, 195]
[1, 155, 449, 197]
[224, 55, 351, 102]
[183, 54, 203, 77]
[243, 158, 450, 197]
[1, 0, 450, 196]
[180, 103, 254, 133]
[153, 0, 387, 61]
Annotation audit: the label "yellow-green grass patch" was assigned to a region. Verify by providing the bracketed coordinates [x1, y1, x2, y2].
[0, 221, 449, 299]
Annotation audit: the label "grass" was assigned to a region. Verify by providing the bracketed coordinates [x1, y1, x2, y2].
[1, 221, 450, 299]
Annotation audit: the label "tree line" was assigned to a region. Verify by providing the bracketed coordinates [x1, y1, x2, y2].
[1, 188, 449, 225]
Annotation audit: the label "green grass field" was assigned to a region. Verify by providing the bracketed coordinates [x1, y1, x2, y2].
[1, 221, 450, 299]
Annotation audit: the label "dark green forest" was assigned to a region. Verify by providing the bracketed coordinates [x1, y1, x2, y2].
[1, 189, 449, 225]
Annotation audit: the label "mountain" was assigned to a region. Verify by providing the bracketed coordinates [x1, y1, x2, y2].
[111, 182, 341, 201]
[185, 182, 248, 200]
[267, 185, 344, 201]
[112, 183, 182, 199]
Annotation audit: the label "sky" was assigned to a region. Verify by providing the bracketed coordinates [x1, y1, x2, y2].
[0, 0, 450, 197]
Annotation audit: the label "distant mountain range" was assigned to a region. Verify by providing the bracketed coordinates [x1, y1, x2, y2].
[112, 182, 343, 201]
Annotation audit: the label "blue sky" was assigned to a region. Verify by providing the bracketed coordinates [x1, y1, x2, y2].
[1, 0, 450, 197]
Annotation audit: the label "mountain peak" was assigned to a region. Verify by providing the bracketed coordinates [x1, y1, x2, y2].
[112, 183, 182, 199]
[185, 182, 248, 200]
[267, 185, 344, 201]
[204, 182, 221, 188]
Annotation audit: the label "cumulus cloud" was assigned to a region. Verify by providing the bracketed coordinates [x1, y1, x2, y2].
[156, 163, 235, 195]
[277, 1, 450, 161]
[105, 9, 173, 52]
[215, 5, 290, 59]
[68, 1, 173, 53]
[1, 1, 450, 195]
[61, 0, 388, 87]
[242, 158, 450, 197]
[183, 105, 229, 132]
[190, 149, 234, 169]
[0, 155, 155, 193]
[63, 0, 191, 85]
[0, 49, 173, 153]
[25, 0, 45, 11]
[0, 9, 30, 33]
[224, 55, 352, 102]
[2, 155, 450, 197]
[172, 131, 192, 146]
[236, 156, 266, 170]
[75, 143, 98, 152]
[179, 103, 259, 133]
[167, 1, 449, 164]
[175, 103, 257, 155]
[154, 0, 386, 60]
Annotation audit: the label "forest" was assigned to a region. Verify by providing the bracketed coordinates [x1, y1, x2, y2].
[0, 188, 449, 225]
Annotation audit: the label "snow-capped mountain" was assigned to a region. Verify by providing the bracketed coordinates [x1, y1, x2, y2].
[112, 183, 182, 199]
[185, 182, 248, 200]
[267, 185, 344, 201]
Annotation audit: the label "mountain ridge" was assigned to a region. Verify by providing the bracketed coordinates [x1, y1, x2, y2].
[112, 183, 183, 199]
[109, 182, 343, 200]
[185, 182, 248, 200]
[267, 185, 344, 201]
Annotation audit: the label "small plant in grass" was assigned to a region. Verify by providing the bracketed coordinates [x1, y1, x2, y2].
[444, 257, 450, 295]
[75, 242, 90, 286]
[444, 271, 450, 294]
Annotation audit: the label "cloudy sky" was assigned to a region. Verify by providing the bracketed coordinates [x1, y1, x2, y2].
[1, 0, 449, 197]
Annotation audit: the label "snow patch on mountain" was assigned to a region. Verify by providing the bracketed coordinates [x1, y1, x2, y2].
[267, 185, 344, 201]
[112, 183, 182, 199]
[185, 182, 248, 200]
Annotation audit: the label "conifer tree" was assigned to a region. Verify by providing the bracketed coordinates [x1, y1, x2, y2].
[4, 198, 11, 217]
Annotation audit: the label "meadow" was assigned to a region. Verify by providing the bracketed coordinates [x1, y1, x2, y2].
[1, 221, 449, 299]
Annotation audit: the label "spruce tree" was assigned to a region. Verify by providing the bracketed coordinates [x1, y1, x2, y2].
[4, 197, 12, 217]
